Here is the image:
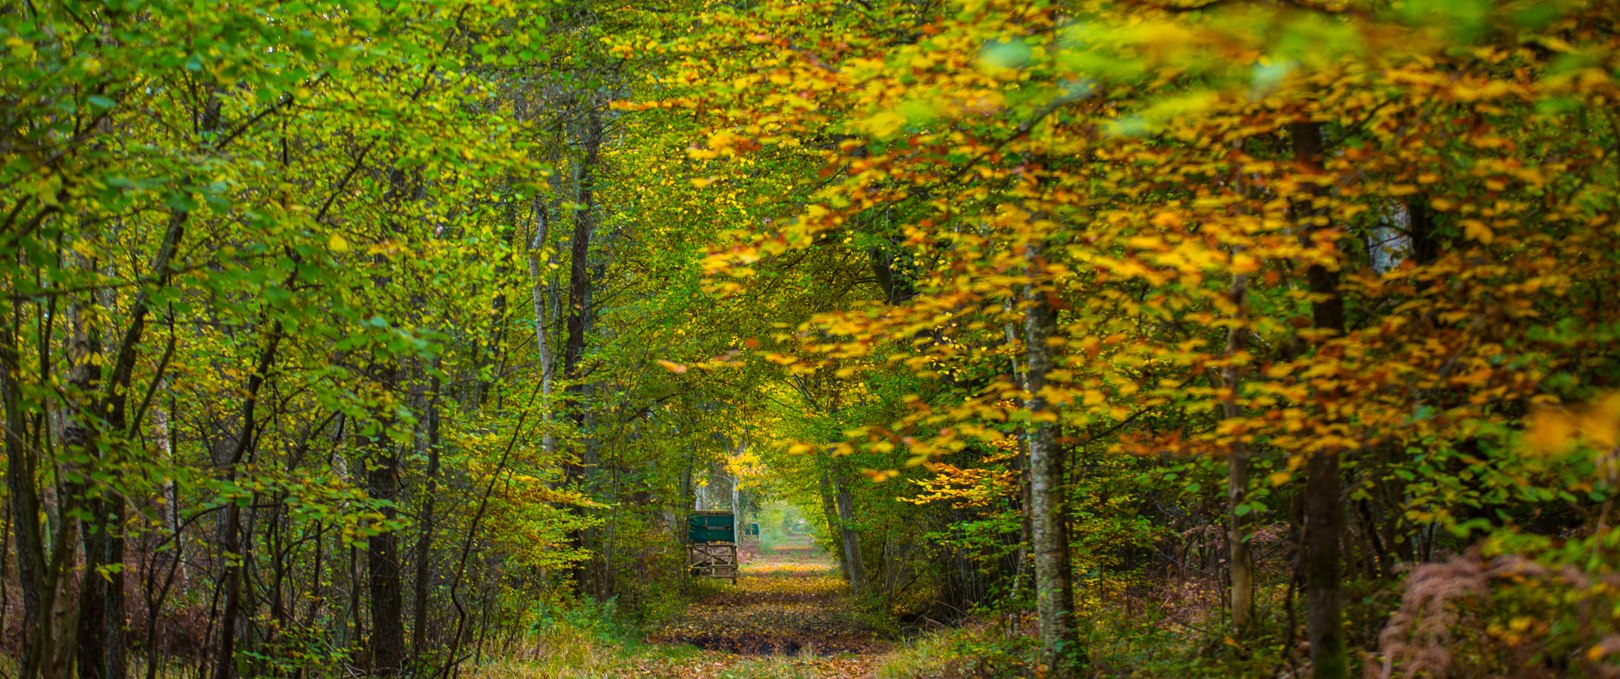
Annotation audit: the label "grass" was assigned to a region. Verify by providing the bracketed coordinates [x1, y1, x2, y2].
[875, 622, 1036, 679]
[464, 634, 877, 679]
[464, 622, 698, 678]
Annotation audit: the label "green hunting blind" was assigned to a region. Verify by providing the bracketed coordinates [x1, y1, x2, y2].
[687, 510, 736, 543]
[686, 510, 739, 583]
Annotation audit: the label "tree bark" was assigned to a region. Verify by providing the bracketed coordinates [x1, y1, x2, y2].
[366, 365, 405, 676]
[527, 196, 558, 457]
[1223, 267, 1255, 633]
[816, 465, 852, 584]
[831, 467, 867, 598]
[560, 106, 604, 596]
[2, 300, 50, 679]
[1291, 120, 1348, 679]
[561, 109, 602, 427]
[67, 280, 107, 679]
[367, 455, 406, 676]
[1023, 241, 1080, 676]
[410, 372, 442, 669]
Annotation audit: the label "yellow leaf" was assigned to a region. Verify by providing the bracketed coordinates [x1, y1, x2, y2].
[1525, 411, 1572, 454]
[1461, 219, 1493, 244]
[862, 468, 899, 482]
[863, 110, 906, 139]
[329, 234, 350, 253]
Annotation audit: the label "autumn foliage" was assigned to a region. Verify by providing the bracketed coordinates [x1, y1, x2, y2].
[4, 0, 1620, 677]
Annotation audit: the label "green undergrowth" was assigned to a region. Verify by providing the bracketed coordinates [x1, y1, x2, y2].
[876, 603, 1296, 678]
[877, 623, 1036, 678]
[468, 590, 696, 678]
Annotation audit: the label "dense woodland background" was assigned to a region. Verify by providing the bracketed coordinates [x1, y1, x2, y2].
[3, 0, 1620, 677]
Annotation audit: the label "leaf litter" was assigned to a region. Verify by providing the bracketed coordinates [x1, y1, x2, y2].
[635, 542, 891, 678]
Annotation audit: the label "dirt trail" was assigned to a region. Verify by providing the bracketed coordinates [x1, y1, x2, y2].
[638, 541, 890, 677]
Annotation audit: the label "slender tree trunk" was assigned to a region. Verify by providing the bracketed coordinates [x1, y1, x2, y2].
[1223, 268, 1255, 633]
[367, 449, 406, 676]
[95, 194, 188, 679]
[67, 285, 107, 679]
[561, 107, 604, 595]
[411, 373, 442, 668]
[45, 500, 81, 679]
[560, 112, 601, 422]
[730, 467, 741, 537]
[527, 197, 558, 456]
[365, 161, 423, 676]
[211, 320, 283, 679]
[76, 201, 186, 679]
[349, 543, 363, 648]
[364, 355, 405, 676]
[1004, 305, 1036, 622]
[1023, 241, 1080, 676]
[2, 300, 49, 679]
[1291, 121, 1348, 679]
[1, 501, 9, 661]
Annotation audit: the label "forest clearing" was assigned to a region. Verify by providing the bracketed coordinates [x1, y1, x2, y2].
[5, 0, 1620, 677]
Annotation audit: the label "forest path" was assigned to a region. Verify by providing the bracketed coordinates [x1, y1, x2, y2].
[634, 541, 891, 678]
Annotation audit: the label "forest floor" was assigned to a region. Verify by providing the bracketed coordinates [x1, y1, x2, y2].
[630, 541, 892, 678]
[469, 541, 895, 678]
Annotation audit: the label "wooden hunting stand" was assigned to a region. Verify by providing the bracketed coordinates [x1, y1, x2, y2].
[687, 510, 738, 584]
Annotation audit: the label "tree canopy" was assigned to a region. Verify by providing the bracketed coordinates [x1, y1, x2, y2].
[3, 0, 1620, 677]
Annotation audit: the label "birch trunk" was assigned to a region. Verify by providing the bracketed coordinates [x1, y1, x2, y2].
[527, 196, 558, 456]
[1023, 242, 1080, 676]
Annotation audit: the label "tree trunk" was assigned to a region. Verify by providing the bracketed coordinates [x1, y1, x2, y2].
[831, 469, 867, 598]
[561, 113, 601, 422]
[76, 201, 187, 679]
[1223, 268, 1255, 633]
[67, 286, 107, 679]
[367, 451, 406, 676]
[1291, 120, 1348, 679]
[1004, 305, 1036, 621]
[527, 196, 558, 457]
[2, 300, 51, 679]
[1023, 242, 1080, 676]
[816, 466, 851, 584]
[211, 320, 284, 679]
[411, 372, 442, 669]
[561, 107, 604, 596]
[366, 361, 405, 676]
